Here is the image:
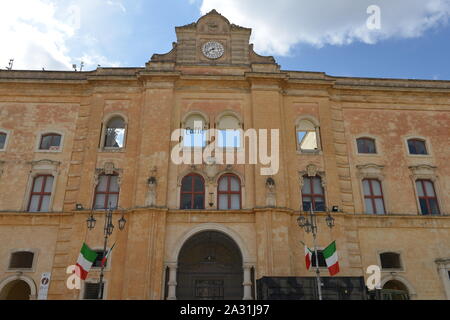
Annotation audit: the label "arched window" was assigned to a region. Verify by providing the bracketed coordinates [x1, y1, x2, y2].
[104, 117, 126, 148]
[362, 179, 386, 214]
[180, 174, 205, 209]
[0, 132, 7, 150]
[39, 133, 62, 151]
[382, 280, 410, 300]
[93, 174, 120, 210]
[296, 119, 320, 152]
[416, 179, 440, 215]
[217, 114, 241, 148]
[183, 114, 208, 148]
[357, 138, 377, 154]
[302, 175, 325, 211]
[28, 175, 54, 212]
[218, 174, 241, 210]
[407, 138, 428, 155]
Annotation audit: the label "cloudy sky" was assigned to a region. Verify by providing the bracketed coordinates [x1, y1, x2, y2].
[1, 0, 450, 79]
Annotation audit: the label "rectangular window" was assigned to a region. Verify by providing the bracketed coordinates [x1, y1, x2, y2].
[93, 175, 120, 210]
[302, 176, 325, 212]
[28, 175, 54, 212]
[311, 250, 327, 268]
[83, 282, 105, 300]
[9, 252, 34, 269]
[416, 180, 440, 215]
[363, 179, 386, 214]
[92, 250, 106, 268]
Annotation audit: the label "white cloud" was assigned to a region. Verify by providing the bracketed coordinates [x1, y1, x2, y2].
[0, 0, 125, 71]
[199, 0, 450, 56]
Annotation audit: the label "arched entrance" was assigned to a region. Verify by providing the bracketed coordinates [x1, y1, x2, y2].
[381, 280, 410, 300]
[176, 231, 244, 300]
[0, 280, 31, 300]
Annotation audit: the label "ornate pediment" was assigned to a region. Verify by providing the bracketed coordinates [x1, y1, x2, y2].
[356, 163, 385, 180]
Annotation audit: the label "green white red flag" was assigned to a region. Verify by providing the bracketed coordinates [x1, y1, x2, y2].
[323, 241, 340, 276]
[101, 242, 116, 268]
[75, 243, 98, 280]
[305, 244, 313, 271]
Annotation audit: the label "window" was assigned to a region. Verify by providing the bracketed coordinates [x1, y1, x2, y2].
[218, 174, 241, 210]
[92, 250, 107, 268]
[180, 174, 205, 209]
[217, 115, 241, 148]
[104, 117, 126, 148]
[311, 250, 327, 268]
[302, 176, 325, 211]
[28, 175, 54, 212]
[416, 180, 440, 215]
[363, 179, 386, 214]
[83, 282, 105, 300]
[39, 133, 61, 151]
[183, 114, 207, 148]
[9, 251, 34, 269]
[93, 174, 120, 210]
[357, 138, 377, 154]
[408, 139, 428, 155]
[297, 119, 319, 152]
[380, 252, 402, 270]
[0, 132, 7, 150]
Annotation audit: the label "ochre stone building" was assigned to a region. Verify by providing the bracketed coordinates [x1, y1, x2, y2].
[0, 10, 449, 300]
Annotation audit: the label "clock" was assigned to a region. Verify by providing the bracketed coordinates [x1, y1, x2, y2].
[202, 41, 225, 59]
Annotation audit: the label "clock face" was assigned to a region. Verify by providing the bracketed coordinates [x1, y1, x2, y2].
[202, 41, 225, 59]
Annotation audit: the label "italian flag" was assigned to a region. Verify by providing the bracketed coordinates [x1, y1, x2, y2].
[304, 244, 313, 271]
[100, 242, 116, 268]
[323, 241, 340, 276]
[75, 243, 98, 280]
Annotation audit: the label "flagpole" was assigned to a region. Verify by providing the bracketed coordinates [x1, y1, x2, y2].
[310, 206, 323, 301]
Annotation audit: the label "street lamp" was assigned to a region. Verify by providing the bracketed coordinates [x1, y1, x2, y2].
[86, 204, 127, 300]
[297, 205, 335, 300]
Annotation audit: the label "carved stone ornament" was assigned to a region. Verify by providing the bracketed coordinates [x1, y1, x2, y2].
[94, 162, 123, 186]
[409, 164, 437, 181]
[299, 164, 326, 188]
[356, 163, 385, 180]
[265, 177, 276, 207]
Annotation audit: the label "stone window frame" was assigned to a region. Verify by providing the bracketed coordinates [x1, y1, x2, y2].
[181, 111, 210, 151]
[79, 278, 108, 300]
[298, 164, 328, 211]
[404, 135, 433, 158]
[35, 130, 65, 153]
[295, 116, 322, 155]
[435, 258, 450, 299]
[22, 160, 60, 212]
[409, 165, 445, 216]
[214, 110, 244, 152]
[354, 134, 381, 157]
[356, 164, 389, 215]
[99, 113, 128, 153]
[6, 249, 39, 273]
[377, 250, 405, 272]
[0, 128, 11, 152]
[91, 162, 123, 210]
[216, 173, 242, 210]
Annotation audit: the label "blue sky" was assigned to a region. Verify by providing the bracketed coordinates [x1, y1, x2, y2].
[1, 0, 450, 80]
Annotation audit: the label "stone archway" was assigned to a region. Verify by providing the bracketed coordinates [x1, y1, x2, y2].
[176, 231, 243, 300]
[0, 275, 37, 300]
[165, 223, 255, 300]
[0, 280, 31, 300]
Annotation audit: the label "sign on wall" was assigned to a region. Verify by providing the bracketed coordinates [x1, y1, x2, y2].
[37, 272, 51, 300]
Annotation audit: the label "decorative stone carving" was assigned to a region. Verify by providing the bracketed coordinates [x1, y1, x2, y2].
[205, 158, 219, 182]
[94, 162, 123, 186]
[356, 163, 385, 180]
[146, 167, 158, 207]
[265, 177, 276, 207]
[299, 164, 326, 187]
[409, 164, 437, 181]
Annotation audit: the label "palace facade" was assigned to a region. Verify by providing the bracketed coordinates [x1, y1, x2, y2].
[0, 10, 449, 300]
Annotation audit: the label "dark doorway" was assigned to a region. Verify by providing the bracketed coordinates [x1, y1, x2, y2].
[176, 231, 243, 300]
[0, 280, 31, 300]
